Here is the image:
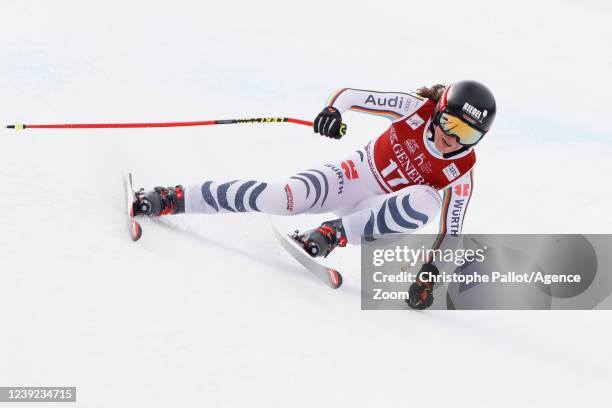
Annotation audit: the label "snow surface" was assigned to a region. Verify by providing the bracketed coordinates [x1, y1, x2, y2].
[1, 0, 611, 406]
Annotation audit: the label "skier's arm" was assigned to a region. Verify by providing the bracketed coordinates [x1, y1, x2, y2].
[406, 171, 474, 309]
[314, 88, 426, 139]
[327, 88, 426, 121]
[430, 170, 474, 260]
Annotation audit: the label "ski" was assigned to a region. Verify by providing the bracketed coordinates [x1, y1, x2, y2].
[123, 173, 143, 242]
[268, 218, 343, 289]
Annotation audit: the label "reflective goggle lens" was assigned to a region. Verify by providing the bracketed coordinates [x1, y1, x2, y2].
[438, 112, 484, 146]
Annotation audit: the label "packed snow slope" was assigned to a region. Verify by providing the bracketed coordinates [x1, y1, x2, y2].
[1, 0, 611, 406]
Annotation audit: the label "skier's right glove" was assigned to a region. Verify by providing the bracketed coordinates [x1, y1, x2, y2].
[313, 107, 347, 139]
[406, 263, 439, 310]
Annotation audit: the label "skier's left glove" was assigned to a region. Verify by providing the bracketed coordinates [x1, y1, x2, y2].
[406, 263, 439, 310]
[313, 107, 347, 139]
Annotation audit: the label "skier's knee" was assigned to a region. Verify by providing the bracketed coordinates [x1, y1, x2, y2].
[282, 175, 325, 215]
[402, 185, 442, 225]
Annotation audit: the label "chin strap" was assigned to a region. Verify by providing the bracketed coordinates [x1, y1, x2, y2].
[442, 145, 470, 159]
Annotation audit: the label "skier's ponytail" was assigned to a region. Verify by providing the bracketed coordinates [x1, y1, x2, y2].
[416, 84, 446, 102]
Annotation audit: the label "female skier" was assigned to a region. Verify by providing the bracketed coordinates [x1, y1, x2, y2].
[132, 80, 496, 309]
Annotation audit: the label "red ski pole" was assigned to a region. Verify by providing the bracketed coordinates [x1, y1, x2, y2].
[6, 117, 314, 130]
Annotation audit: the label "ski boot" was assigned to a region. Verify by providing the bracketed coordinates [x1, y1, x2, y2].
[133, 185, 186, 217]
[291, 219, 348, 258]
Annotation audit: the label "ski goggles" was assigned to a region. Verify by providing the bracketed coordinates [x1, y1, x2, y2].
[436, 112, 485, 146]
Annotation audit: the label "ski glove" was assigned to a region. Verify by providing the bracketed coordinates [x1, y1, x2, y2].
[313, 107, 347, 139]
[406, 263, 439, 310]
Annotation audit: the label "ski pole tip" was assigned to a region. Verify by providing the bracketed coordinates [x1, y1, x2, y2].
[6, 123, 25, 131]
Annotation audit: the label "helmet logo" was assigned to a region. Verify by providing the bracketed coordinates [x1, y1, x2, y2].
[462, 102, 483, 121]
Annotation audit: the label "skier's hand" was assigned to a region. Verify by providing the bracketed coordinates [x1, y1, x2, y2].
[407, 281, 434, 309]
[406, 263, 439, 310]
[313, 107, 347, 139]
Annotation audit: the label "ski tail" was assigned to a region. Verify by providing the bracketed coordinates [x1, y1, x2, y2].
[124, 173, 143, 242]
[326, 268, 342, 289]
